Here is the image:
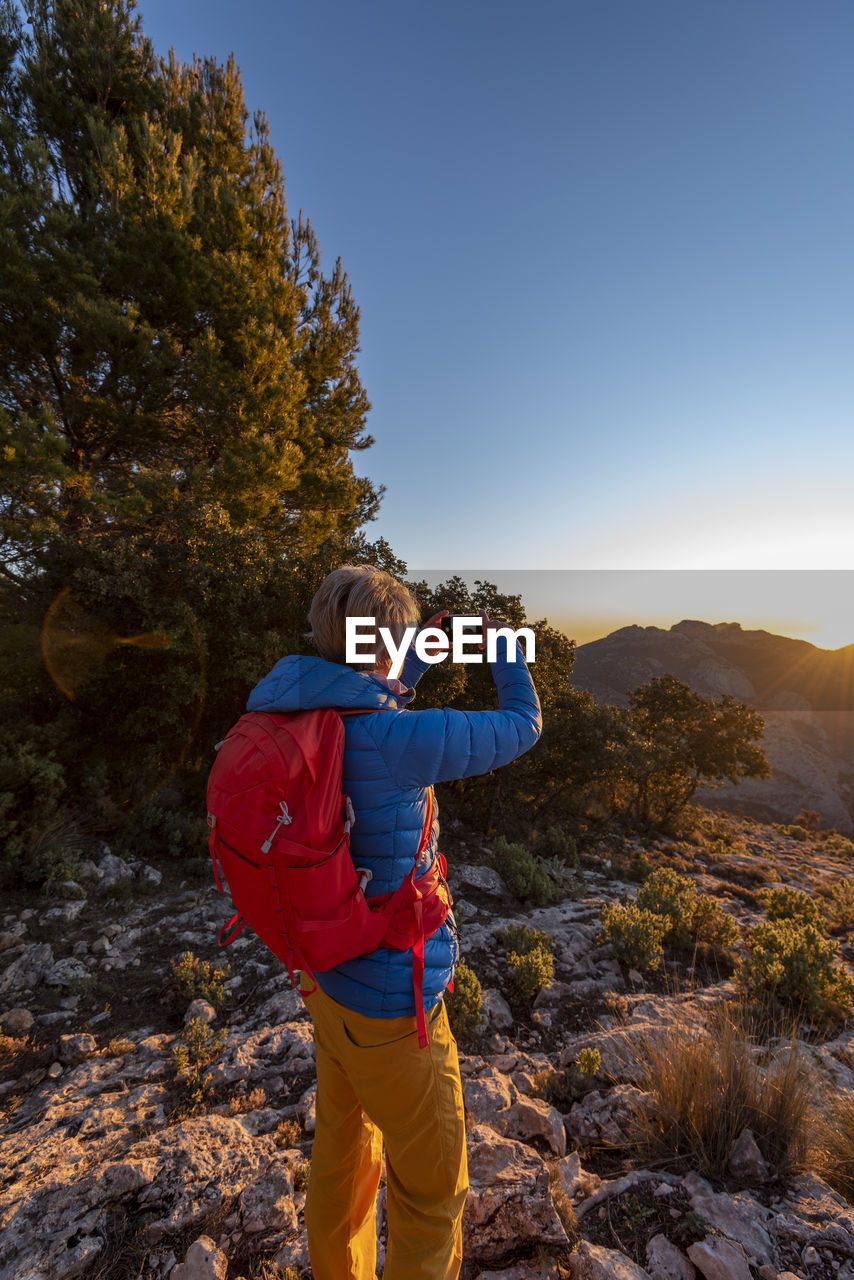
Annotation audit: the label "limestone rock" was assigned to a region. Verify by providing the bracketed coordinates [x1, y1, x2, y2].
[239, 1159, 297, 1234]
[686, 1236, 752, 1280]
[567, 1084, 655, 1148]
[727, 1127, 770, 1182]
[0, 1006, 34, 1033]
[57, 1033, 97, 1065]
[501, 1096, 566, 1157]
[682, 1170, 773, 1266]
[556, 1150, 600, 1200]
[463, 1068, 514, 1127]
[184, 999, 216, 1026]
[481, 987, 515, 1030]
[645, 1233, 697, 1280]
[169, 1235, 228, 1280]
[0, 941, 54, 994]
[452, 864, 510, 897]
[463, 1124, 568, 1263]
[569, 1239, 653, 1279]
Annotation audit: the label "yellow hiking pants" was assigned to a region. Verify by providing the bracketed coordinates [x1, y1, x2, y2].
[300, 979, 469, 1280]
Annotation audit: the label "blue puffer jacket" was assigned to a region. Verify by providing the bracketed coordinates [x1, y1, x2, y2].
[246, 636, 542, 1017]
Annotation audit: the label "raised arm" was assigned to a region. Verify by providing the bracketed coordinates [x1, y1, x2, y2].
[379, 633, 542, 788]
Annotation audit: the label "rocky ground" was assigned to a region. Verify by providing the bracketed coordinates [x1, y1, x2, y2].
[1, 811, 854, 1280]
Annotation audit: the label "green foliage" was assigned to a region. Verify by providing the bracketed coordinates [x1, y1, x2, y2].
[763, 886, 824, 930]
[535, 825, 579, 868]
[167, 950, 231, 1009]
[633, 865, 739, 952]
[689, 893, 740, 948]
[636, 866, 698, 950]
[825, 879, 854, 932]
[821, 832, 854, 858]
[574, 1046, 602, 1076]
[488, 837, 564, 907]
[171, 1017, 227, 1118]
[621, 676, 771, 830]
[597, 900, 668, 972]
[0, 0, 382, 871]
[736, 919, 854, 1024]
[498, 922, 554, 956]
[444, 958, 483, 1037]
[506, 945, 553, 1004]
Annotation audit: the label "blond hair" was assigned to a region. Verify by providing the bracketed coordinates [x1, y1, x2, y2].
[308, 565, 420, 669]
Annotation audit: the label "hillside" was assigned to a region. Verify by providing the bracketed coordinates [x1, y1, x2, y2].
[2, 814, 854, 1278]
[572, 620, 854, 834]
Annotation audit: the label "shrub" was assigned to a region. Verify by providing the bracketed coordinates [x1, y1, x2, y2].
[498, 923, 554, 956]
[445, 958, 483, 1036]
[488, 837, 563, 907]
[821, 832, 854, 858]
[506, 945, 553, 1004]
[167, 951, 231, 1010]
[574, 1046, 602, 1076]
[636, 866, 698, 950]
[538, 854, 579, 898]
[597, 900, 668, 972]
[736, 920, 854, 1024]
[227, 1086, 266, 1115]
[275, 1118, 302, 1149]
[171, 1018, 227, 1119]
[621, 998, 813, 1181]
[824, 879, 854, 932]
[690, 894, 740, 948]
[784, 825, 809, 841]
[534, 825, 579, 868]
[763, 886, 824, 930]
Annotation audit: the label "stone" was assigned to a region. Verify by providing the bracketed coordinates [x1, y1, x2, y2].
[452, 864, 510, 896]
[0, 942, 54, 994]
[184, 999, 216, 1025]
[481, 988, 515, 1030]
[501, 1096, 566, 1157]
[682, 1171, 773, 1266]
[0, 1006, 34, 1033]
[463, 1069, 514, 1127]
[727, 1127, 770, 1182]
[556, 1151, 600, 1199]
[567, 1084, 655, 1148]
[44, 956, 91, 987]
[239, 1160, 297, 1234]
[463, 1124, 568, 1263]
[645, 1233, 697, 1280]
[56, 1033, 98, 1065]
[686, 1236, 752, 1280]
[169, 1235, 228, 1280]
[569, 1239, 653, 1278]
[298, 1083, 317, 1134]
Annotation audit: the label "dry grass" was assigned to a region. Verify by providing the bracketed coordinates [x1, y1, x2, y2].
[810, 1089, 854, 1200]
[614, 995, 815, 1182]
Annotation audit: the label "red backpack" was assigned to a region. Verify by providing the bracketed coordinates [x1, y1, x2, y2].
[205, 707, 453, 1047]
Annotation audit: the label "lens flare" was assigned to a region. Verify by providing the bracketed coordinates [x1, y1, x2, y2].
[41, 587, 174, 700]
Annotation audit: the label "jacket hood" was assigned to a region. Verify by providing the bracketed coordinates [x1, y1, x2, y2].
[246, 654, 415, 714]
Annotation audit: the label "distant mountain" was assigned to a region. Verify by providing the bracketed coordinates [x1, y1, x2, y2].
[571, 620, 854, 834]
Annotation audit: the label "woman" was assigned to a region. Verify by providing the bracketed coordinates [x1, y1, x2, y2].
[246, 565, 542, 1280]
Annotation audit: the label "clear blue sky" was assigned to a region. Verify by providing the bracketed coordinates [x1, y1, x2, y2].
[135, 0, 854, 641]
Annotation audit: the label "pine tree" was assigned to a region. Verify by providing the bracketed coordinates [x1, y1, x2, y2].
[0, 0, 380, 874]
